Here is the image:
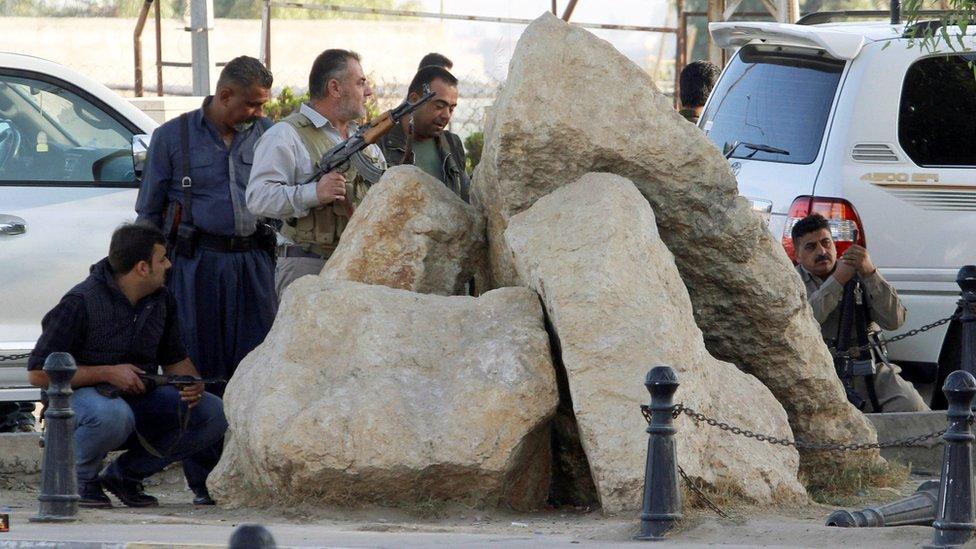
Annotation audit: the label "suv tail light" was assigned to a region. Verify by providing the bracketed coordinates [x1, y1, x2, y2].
[782, 196, 866, 263]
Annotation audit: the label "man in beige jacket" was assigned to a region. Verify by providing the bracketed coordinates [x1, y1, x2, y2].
[792, 213, 928, 412]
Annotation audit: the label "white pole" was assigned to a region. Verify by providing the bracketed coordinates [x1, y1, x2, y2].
[190, 0, 217, 96]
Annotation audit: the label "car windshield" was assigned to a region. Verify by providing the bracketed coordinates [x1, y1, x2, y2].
[700, 45, 846, 165]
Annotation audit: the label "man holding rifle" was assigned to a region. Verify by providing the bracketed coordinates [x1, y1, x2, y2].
[27, 223, 227, 509]
[247, 49, 389, 296]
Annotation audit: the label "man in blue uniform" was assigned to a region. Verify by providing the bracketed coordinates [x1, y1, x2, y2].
[136, 56, 275, 505]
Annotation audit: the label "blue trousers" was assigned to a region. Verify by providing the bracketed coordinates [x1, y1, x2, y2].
[71, 386, 226, 483]
[167, 248, 276, 385]
[167, 247, 274, 489]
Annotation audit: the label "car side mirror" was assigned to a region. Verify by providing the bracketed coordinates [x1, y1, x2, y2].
[132, 134, 150, 175]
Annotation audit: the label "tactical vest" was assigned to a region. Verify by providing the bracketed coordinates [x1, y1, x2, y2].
[280, 112, 378, 259]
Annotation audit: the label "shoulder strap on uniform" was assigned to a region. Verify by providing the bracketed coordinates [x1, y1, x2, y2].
[282, 110, 315, 129]
[179, 113, 193, 225]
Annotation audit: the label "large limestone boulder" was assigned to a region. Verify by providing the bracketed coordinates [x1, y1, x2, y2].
[210, 279, 557, 510]
[321, 165, 486, 295]
[505, 173, 806, 513]
[472, 12, 877, 462]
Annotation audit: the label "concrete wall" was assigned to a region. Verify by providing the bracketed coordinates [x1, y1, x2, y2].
[128, 96, 205, 124]
[0, 17, 490, 95]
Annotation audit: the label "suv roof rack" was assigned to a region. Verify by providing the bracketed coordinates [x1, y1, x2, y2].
[797, 10, 950, 26]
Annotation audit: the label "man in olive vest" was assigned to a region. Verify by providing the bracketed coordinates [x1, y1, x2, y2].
[246, 49, 386, 296]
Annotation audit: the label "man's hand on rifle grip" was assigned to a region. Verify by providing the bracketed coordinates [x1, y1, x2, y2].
[315, 171, 347, 205]
[106, 364, 147, 394]
[179, 382, 205, 409]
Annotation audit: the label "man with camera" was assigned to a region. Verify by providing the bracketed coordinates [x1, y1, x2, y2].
[792, 213, 928, 412]
[135, 56, 276, 504]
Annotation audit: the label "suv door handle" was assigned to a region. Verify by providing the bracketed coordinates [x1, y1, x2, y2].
[0, 214, 26, 236]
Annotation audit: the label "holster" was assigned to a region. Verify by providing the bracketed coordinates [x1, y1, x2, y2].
[174, 223, 199, 259]
[254, 221, 278, 264]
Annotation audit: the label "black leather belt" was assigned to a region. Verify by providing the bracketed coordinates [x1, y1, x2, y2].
[197, 232, 260, 253]
[277, 245, 324, 259]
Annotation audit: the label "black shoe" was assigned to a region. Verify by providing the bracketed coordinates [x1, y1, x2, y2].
[191, 486, 215, 506]
[98, 466, 159, 508]
[78, 480, 112, 509]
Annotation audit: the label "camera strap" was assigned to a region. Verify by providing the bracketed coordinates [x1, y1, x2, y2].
[853, 279, 883, 412]
[834, 278, 864, 409]
[179, 113, 194, 226]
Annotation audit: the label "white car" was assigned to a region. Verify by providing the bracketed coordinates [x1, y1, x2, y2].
[705, 15, 976, 404]
[0, 53, 157, 401]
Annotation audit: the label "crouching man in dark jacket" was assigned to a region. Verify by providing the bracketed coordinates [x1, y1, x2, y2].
[27, 223, 227, 508]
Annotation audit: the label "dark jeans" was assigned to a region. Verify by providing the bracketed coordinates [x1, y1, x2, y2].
[71, 385, 227, 482]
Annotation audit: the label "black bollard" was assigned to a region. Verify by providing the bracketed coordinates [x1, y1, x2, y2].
[926, 369, 976, 549]
[957, 265, 976, 382]
[826, 481, 940, 527]
[30, 352, 78, 523]
[228, 523, 277, 548]
[635, 366, 682, 541]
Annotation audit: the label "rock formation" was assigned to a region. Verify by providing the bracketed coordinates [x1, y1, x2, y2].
[321, 165, 486, 295]
[210, 279, 557, 510]
[505, 173, 806, 512]
[471, 12, 878, 462]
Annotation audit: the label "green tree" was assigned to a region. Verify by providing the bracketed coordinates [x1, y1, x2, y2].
[463, 131, 483, 175]
[902, 0, 975, 56]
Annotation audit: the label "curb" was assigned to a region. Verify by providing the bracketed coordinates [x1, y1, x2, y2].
[0, 543, 227, 549]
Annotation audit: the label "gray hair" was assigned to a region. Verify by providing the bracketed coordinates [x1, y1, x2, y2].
[308, 49, 361, 100]
[216, 56, 273, 91]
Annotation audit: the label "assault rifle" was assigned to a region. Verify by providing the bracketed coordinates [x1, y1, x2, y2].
[304, 85, 437, 186]
[95, 373, 225, 399]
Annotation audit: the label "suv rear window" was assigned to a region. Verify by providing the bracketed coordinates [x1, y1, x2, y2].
[700, 45, 845, 165]
[899, 53, 976, 167]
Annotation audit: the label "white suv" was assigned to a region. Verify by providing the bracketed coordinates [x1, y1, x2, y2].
[0, 53, 157, 402]
[705, 16, 976, 404]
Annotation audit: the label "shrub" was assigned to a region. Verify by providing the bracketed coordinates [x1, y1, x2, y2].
[464, 131, 484, 174]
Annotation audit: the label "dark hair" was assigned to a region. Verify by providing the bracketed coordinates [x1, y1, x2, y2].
[308, 49, 361, 100]
[790, 213, 831, 242]
[216, 56, 273, 91]
[407, 65, 458, 98]
[108, 223, 166, 274]
[679, 60, 719, 108]
[418, 52, 453, 70]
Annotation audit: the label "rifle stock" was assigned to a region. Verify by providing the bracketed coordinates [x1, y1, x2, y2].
[362, 112, 395, 144]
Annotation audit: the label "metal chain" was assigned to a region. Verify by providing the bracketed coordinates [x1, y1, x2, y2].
[640, 406, 735, 518]
[0, 352, 31, 362]
[641, 404, 947, 451]
[829, 312, 959, 357]
[677, 464, 732, 519]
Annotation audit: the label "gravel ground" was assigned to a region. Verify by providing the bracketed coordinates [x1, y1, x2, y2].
[0, 471, 945, 548]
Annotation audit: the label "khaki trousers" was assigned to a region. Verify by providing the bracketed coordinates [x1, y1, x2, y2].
[274, 257, 326, 299]
[853, 362, 929, 413]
